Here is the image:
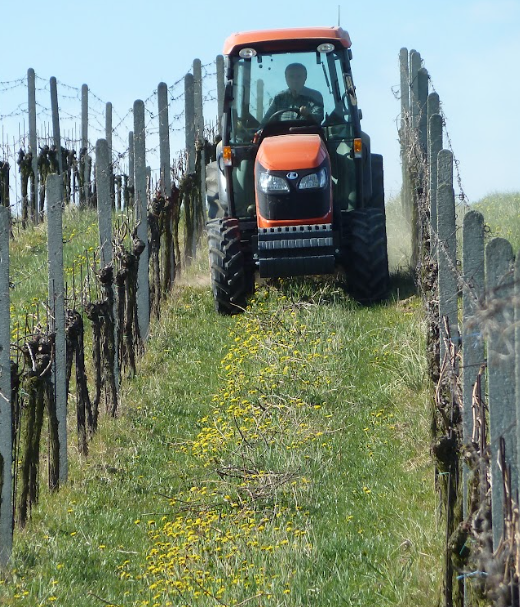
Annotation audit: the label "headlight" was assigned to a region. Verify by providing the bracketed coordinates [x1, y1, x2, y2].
[259, 173, 290, 194]
[298, 168, 328, 190]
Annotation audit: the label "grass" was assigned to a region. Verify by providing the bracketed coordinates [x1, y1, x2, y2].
[8, 206, 100, 340]
[385, 195, 413, 275]
[471, 191, 520, 252]
[1, 214, 443, 606]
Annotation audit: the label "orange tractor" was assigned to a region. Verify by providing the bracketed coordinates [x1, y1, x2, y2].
[207, 26, 389, 313]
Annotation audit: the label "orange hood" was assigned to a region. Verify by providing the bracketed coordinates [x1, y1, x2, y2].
[256, 134, 327, 171]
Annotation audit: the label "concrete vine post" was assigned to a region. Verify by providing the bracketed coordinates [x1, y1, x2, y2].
[81, 84, 88, 152]
[158, 83, 172, 198]
[50, 77, 63, 175]
[28, 68, 39, 223]
[158, 82, 175, 289]
[436, 150, 458, 362]
[96, 138, 120, 388]
[133, 100, 150, 341]
[0, 206, 12, 567]
[399, 48, 411, 226]
[461, 210, 485, 516]
[184, 73, 196, 263]
[417, 67, 429, 156]
[216, 54, 225, 135]
[193, 58, 207, 236]
[408, 51, 425, 268]
[96, 139, 114, 270]
[256, 80, 264, 122]
[185, 74, 196, 176]
[515, 254, 520, 494]
[426, 93, 440, 146]
[485, 237, 516, 550]
[46, 174, 68, 486]
[428, 112, 442, 255]
[128, 131, 135, 210]
[81, 84, 90, 206]
[105, 102, 115, 209]
[410, 51, 421, 132]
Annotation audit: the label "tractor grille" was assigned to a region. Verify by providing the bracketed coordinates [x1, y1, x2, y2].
[257, 223, 335, 278]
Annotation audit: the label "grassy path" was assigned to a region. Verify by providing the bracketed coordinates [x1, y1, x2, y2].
[1, 265, 442, 606]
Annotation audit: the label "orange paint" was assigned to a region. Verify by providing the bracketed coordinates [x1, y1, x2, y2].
[224, 27, 351, 55]
[257, 211, 333, 230]
[255, 133, 332, 229]
[256, 134, 327, 171]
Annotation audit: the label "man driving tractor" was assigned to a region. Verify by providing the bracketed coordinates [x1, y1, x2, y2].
[262, 63, 324, 124]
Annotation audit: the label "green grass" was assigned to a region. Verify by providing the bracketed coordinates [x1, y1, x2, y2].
[1, 221, 442, 606]
[471, 191, 520, 252]
[9, 206, 100, 339]
[385, 195, 413, 275]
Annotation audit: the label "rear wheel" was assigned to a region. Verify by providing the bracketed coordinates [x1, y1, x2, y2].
[341, 208, 389, 304]
[207, 218, 251, 314]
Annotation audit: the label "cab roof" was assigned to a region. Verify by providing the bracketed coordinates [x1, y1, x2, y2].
[223, 26, 352, 55]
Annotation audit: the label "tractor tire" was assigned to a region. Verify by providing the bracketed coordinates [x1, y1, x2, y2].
[207, 217, 251, 314]
[342, 208, 390, 304]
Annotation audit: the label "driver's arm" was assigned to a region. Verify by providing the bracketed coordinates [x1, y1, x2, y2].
[301, 91, 324, 124]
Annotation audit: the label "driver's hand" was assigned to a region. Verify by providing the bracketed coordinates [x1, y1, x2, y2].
[299, 105, 310, 117]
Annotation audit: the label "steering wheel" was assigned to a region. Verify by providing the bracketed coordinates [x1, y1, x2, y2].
[265, 107, 301, 124]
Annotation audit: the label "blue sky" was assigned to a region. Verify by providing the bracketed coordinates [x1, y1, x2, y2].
[1, 0, 519, 202]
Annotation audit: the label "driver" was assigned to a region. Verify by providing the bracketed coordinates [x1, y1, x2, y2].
[262, 63, 324, 125]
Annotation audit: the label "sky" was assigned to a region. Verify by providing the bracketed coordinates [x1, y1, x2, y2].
[1, 0, 519, 203]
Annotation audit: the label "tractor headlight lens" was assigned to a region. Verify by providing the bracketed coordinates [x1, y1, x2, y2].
[298, 168, 328, 189]
[259, 173, 290, 194]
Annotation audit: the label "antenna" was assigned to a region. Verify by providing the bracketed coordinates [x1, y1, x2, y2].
[338, 5, 341, 26]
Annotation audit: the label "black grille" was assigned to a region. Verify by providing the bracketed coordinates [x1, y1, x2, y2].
[255, 161, 331, 221]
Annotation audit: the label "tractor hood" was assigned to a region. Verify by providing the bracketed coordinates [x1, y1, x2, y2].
[256, 134, 327, 171]
[254, 134, 332, 228]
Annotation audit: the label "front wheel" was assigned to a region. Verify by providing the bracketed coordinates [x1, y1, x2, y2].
[341, 208, 390, 304]
[207, 218, 252, 314]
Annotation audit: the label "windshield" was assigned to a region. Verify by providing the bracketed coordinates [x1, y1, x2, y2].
[230, 49, 354, 144]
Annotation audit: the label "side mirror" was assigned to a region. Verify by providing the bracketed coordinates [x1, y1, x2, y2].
[358, 109, 363, 120]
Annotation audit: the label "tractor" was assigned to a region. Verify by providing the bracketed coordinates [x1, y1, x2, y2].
[207, 26, 389, 313]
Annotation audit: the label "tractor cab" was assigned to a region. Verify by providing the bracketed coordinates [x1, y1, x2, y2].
[207, 27, 388, 313]
[219, 27, 366, 219]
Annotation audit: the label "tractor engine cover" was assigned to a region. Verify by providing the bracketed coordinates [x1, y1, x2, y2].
[254, 134, 335, 278]
[254, 134, 332, 227]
